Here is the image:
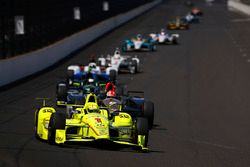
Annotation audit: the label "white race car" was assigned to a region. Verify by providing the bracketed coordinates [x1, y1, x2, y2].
[150, 29, 179, 45]
[98, 48, 140, 74]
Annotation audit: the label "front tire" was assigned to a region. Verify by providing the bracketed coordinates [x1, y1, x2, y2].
[48, 113, 66, 144]
[134, 117, 149, 147]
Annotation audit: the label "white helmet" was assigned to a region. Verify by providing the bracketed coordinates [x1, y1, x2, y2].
[114, 48, 121, 59]
[160, 29, 165, 35]
[88, 78, 94, 83]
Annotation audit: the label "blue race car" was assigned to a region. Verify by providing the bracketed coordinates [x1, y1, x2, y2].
[67, 62, 116, 85]
[122, 34, 156, 52]
[56, 80, 107, 106]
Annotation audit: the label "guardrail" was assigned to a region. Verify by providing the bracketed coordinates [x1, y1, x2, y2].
[0, 0, 162, 87]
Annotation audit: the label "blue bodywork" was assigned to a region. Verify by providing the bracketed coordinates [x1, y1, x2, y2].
[73, 71, 110, 83]
[67, 84, 106, 105]
[122, 38, 156, 52]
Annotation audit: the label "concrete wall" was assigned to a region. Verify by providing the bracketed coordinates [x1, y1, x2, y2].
[228, 0, 250, 15]
[0, 0, 162, 87]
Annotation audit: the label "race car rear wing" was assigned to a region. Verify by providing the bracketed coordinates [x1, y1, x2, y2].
[36, 98, 50, 107]
[126, 91, 144, 98]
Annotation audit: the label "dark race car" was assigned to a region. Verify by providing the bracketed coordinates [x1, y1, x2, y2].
[101, 91, 154, 129]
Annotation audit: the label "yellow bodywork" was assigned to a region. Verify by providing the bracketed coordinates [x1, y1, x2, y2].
[35, 94, 148, 151]
[167, 22, 188, 30]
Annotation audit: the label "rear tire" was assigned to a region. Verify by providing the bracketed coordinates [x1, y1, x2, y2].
[151, 45, 156, 51]
[66, 70, 74, 85]
[122, 44, 127, 52]
[48, 113, 66, 144]
[109, 70, 116, 82]
[173, 37, 178, 45]
[143, 101, 154, 129]
[132, 60, 138, 73]
[56, 82, 67, 102]
[116, 85, 125, 96]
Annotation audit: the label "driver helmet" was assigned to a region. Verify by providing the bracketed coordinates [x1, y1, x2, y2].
[86, 103, 99, 113]
[88, 63, 96, 70]
[106, 90, 116, 97]
[160, 28, 165, 35]
[136, 34, 142, 41]
[88, 78, 94, 84]
[114, 48, 121, 59]
[105, 81, 115, 92]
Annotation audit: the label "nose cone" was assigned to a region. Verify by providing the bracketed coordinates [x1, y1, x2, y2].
[84, 113, 110, 138]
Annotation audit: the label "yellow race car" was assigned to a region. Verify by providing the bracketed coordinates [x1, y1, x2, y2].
[34, 94, 149, 151]
[167, 16, 189, 30]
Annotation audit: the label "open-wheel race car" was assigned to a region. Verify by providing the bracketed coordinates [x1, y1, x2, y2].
[34, 94, 149, 151]
[122, 34, 156, 52]
[149, 29, 179, 45]
[181, 13, 200, 24]
[167, 16, 189, 30]
[98, 48, 140, 74]
[101, 91, 154, 129]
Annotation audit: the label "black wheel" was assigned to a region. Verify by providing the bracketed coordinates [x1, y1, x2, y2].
[173, 37, 178, 45]
[151, 45, 156, 51]
[97, 60, 102, 66]
[56, 82, 67, 101]
[132, 60, 138, 73]
[134, 117, 149, 147]
[143, 101, 154, 129]
[109, 70, 116, 82]
[67, 69, 74, 80]
[48, 113, 66, 144]
[116, 85, 125, 96]
[122, 44, 127, 52]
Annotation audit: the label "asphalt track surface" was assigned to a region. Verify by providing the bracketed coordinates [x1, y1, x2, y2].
[1, 0, 250, 166]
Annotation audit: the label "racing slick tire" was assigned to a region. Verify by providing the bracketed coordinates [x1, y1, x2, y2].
[129, 60, 137, 74]
[143, 101, 154, 129]
[173, 37, 178, 45]
[134, 117, 149, 147]
[122, 44, 128, 52]
[56, 82, 67, 102]
[66, 69, 74, 85]
[116, 84, 125, 96]
[132, 60, 138, 73]
[48, 112, 66, 144]
[150, 45, 156, 51]
[109, 70, 116, 82]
